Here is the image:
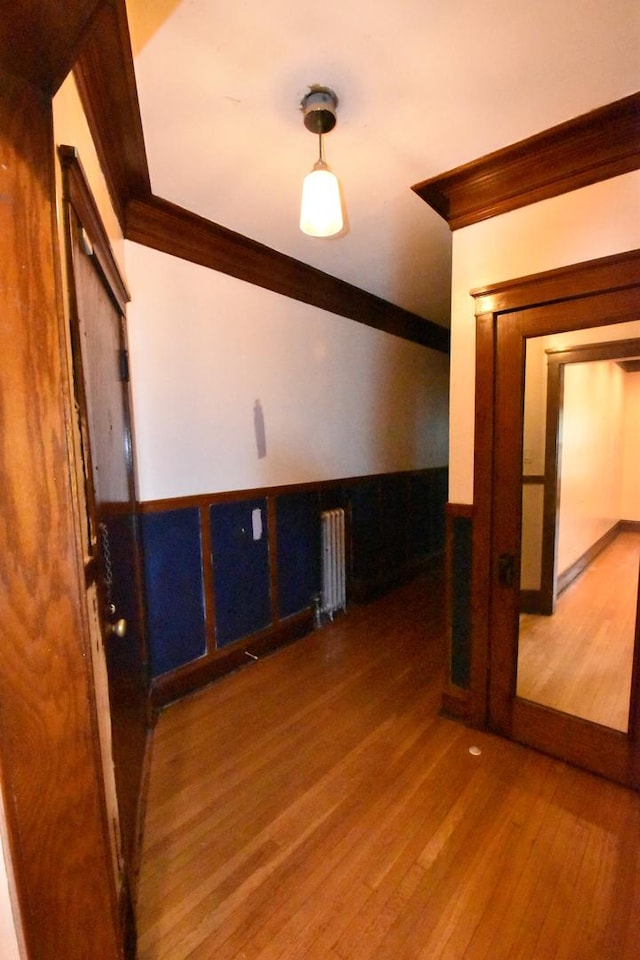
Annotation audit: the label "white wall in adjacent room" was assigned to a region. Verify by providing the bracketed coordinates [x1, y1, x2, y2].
[621, 371, 640, 522]
[557, 360, 625, 573]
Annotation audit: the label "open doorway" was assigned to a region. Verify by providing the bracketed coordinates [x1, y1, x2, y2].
[470, 248, 640, 786]
[518, 335, 640, 731]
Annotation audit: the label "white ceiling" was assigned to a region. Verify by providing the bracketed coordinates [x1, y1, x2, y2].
[125, 0, 640, 327]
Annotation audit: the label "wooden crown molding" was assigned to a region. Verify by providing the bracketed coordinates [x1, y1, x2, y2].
[412, 93, 640, 230]
[73, 0, 151, 227]
[126, 195, 450, 353]
[0, 0, 103, 94]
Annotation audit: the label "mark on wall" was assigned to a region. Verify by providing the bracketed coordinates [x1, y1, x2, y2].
[254, 399, 267, 459]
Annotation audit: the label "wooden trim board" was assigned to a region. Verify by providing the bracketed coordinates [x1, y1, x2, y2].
[412, 93, 640, 230]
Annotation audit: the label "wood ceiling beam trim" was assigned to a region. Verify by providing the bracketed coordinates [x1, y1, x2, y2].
[73, 0, 151, 228]
[0, 0, 103, 93]
[412, 93, 640, 231]
[125, 195, 450, 353]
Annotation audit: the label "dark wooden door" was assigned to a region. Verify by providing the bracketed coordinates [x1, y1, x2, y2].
[61, 151, 149, 933]
[488, 294, 640, 788]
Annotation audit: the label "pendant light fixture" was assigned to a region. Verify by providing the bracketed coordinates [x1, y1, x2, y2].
[299, 86, 345, 238]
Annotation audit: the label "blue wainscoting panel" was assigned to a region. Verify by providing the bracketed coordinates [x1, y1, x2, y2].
[409, 469, 448, 562]
[430, 468, 448, 555]
[276, 491, 321, 619]
[349, 479, 381, 584]
[141, 508, 207, 678]
[210, 499, 272, 647]
[380, 474, 409, 577]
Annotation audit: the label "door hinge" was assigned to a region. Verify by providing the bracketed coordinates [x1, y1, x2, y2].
[119, 349, 130, 382]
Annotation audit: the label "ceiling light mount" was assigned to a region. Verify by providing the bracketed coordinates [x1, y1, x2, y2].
[300, 85, 338, 135]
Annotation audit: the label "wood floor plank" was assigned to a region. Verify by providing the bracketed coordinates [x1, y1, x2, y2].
[518, 531, 640, 731]
[137, 568, 640, 960]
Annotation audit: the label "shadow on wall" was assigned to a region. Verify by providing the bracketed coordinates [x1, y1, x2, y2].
[370, 333, 450, 472]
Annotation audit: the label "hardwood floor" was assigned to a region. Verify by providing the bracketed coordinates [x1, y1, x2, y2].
[518, 531, 640, 732]
[137, 568, 640, 960]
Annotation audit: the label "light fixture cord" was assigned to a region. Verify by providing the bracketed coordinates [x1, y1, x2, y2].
[318, 133, 325, 165]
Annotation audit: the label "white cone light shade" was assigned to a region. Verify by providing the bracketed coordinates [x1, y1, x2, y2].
[300, 162, 343, 237]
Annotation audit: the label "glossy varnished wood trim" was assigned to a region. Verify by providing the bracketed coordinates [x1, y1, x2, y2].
[443, 503, 474, 717]
[125, 195, 450, 352]
[59, 145, 131, 310]
[412, 93, 640, 230]
[0, 70, 123, 957]
[512, 699, 633, 787]
[472, 249, 640, 316]
[472, 253, 640, 785]
[445, 502, 473, 519]
[540, 337, 640, 612]
[556, 523, 620, 597]
[0, 0, 103, 94]
[199, 504, 217, 657]
[137, 466, 448, 514]
[540, 358, 562, 613]
[151, 612, 314, 709]
[73, 0, 150, 228]
[468, 313, 495, 727]
[440, 686, 469, 720]
[546, 337, 640, 365]
[618, 358, 640, 373]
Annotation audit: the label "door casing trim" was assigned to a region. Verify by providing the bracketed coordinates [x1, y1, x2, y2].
[467, 250, 640, 764]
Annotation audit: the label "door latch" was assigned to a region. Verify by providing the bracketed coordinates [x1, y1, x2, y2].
[498, 553, 516, 587]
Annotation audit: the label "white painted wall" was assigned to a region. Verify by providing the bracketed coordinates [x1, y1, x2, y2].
[520, 330, 640, 587]
[52, 74, 125, 271]
[621, 371, 640, 521]
[557, 360, 625, 572]
[125, 242, 450, 502]
[449, 170, 640, 505]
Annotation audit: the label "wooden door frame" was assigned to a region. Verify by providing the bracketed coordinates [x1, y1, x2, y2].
[467, 249, 640, 745]
[60, 145, 151, 952]
[538, 337, 640, 613]
[489, 295, 640, 785]
[0, 69, 125, 959]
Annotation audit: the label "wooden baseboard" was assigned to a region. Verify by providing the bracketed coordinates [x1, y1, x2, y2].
[151, 611, 314, 709]
[620, 520, 640, 533]
[120, 882, 137, 960]
[349, 554, 442, 604]
[440, 686, 469, 721]
[520, 589, 545, 614]
[557, 522, 620, 596]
